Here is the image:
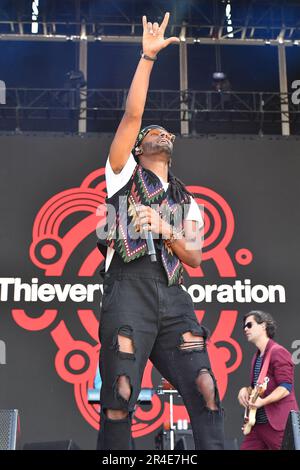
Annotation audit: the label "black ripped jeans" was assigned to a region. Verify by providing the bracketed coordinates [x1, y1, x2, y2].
[97, 253, 224, 450]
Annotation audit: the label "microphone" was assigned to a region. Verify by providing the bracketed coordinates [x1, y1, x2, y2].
[143, 226, 157, 262]
[146, 232, 157, 262]
[136, 204, 157, 262]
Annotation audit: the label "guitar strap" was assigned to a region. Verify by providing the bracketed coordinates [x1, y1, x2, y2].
[257, 344, 279, 385]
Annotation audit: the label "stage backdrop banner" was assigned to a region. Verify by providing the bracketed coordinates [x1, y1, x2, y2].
[0, 132, 299, 449]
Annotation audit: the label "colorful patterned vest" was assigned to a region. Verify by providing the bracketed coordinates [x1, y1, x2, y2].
[97, 164, 189, 286]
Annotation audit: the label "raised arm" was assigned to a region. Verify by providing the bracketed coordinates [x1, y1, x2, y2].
[109, 12, 179, 174]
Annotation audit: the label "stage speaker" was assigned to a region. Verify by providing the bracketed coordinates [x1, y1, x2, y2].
[155, 429, 195, 450]
[174, 434, 239, 450]
[23, 439, 80, 450]
[155, 429, 239, 450]
[281, 410, 300, 450]
[174, 430, 195, 450]
[0, 409, 20, 450]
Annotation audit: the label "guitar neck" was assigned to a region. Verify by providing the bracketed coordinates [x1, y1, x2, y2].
[251, 389, 260, 403]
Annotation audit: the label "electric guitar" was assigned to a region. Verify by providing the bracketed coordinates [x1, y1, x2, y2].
[243, 377, 269, 435]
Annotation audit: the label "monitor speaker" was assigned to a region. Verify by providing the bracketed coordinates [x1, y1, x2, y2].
[155, 429, 239, 450]
[281, 410, 300, 450]
[23, 439, 80, 450]
[0, 409, 20, 450]
[155, 429, 195, 450]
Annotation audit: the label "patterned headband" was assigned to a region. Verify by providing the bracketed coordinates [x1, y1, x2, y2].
[133, 125, 166, 157]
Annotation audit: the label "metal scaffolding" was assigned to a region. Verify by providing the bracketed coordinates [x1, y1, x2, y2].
[1, 0, 300, 44]
[0, 0, 300, 135]
[1, 18, 300, 46]
[1, 88, 299, 135]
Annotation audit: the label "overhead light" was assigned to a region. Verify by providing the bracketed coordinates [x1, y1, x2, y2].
[31, 0, 39, 34]
[213, 72, 226, 81]
[212, 72, 230, 93]
[66, 70, 86, 88]
[225, 1, 234, 38]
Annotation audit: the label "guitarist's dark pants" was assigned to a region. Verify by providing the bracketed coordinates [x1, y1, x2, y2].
[97, 253, 224, 450]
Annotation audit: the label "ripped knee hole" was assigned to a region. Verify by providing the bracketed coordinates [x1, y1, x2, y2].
[179, 332, 205, 351]
[114, 375, 132, 403]
[196, 369, 219, 410]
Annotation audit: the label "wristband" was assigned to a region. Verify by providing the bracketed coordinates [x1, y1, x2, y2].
[140, 50, 157, 61]
[165, 227, 184, 248]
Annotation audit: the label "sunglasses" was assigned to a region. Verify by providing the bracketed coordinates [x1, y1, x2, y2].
[146, 128, 176, 143]
[244, 321, 253, 330]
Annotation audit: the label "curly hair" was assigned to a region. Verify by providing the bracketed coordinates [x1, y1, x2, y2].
[243, 310, 277, 339]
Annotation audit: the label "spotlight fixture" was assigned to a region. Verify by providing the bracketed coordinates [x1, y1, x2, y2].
[213, 72, 226, 81]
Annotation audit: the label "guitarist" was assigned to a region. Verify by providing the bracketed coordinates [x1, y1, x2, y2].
[238, 310, 299, 450]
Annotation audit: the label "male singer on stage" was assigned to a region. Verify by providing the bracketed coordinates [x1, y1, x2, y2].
[238, 310, 299, 450]
[96, 13, 224, 450]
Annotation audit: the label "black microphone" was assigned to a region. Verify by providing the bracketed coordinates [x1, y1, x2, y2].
[136, 204, 157, 262]
[143, 226, 157, 262]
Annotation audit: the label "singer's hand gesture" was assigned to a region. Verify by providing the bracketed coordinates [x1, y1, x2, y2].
[142, 12, 179, 57]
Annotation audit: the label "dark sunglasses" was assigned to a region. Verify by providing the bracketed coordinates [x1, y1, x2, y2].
[147, 128, 176, 143]
[244, 321, 253, 330]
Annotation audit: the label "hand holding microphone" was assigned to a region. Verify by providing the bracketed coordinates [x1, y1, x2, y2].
[136, 204, 167, 262]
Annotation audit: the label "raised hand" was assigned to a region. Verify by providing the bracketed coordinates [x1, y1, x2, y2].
[142, 12, 180, 57]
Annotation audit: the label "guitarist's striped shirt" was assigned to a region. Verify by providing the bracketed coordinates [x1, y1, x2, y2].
[253, 355, 268, 424]
[253, 355, 293, 424]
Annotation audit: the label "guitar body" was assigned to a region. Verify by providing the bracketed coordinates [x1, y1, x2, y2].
[243, 378, 269, 435]
[243, 388, 258, 435]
